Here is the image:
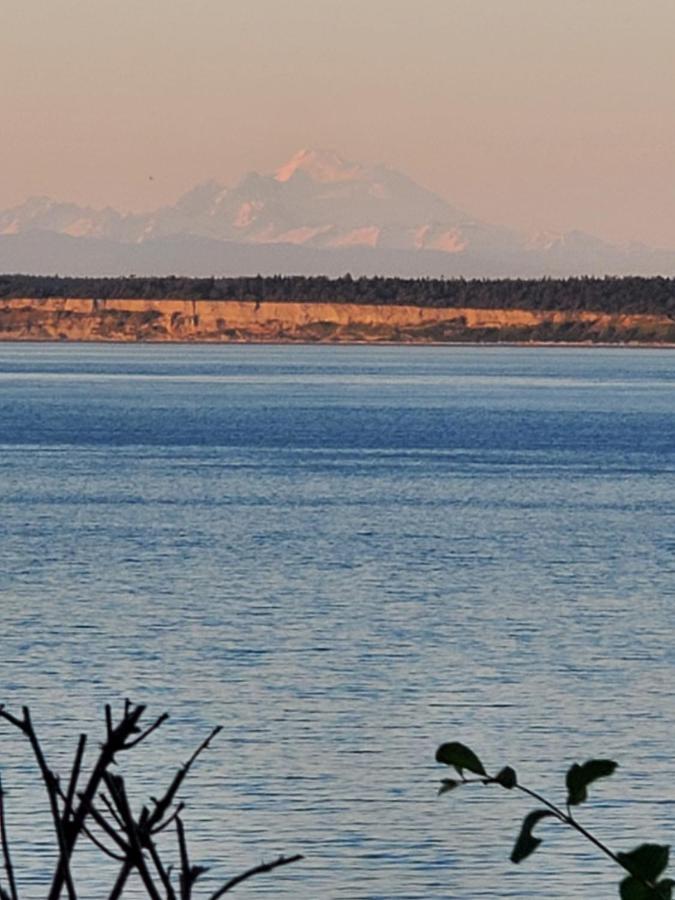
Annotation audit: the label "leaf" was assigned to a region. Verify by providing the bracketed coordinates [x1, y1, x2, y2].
[494, 766, 517, 789]
[618, 845, 670, 883]
[438, 778, 460, 796]
[620, 876, 674, 900]
[620, 877, 651, 900]
[510, 810, 556, 864]
[435, 742, 486, 777]
[566, 759, 618, 806]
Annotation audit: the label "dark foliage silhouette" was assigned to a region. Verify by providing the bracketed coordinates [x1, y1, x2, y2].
[2, 274, 675, 316]
[435, 740, 672, 899]
[0, 701, 301, 898]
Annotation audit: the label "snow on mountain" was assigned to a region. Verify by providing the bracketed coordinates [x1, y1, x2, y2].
[1, 150, 674, 277]
[0, 150, 512, 252]
[274, 148, 364, 183]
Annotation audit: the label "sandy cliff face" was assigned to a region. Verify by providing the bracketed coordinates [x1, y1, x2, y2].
[0, 297, 673, 343]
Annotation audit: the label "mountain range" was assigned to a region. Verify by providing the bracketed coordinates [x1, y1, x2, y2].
[2, 148, 674, 278]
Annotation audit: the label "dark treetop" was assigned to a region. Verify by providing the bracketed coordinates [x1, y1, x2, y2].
[2, 274, 675, 316]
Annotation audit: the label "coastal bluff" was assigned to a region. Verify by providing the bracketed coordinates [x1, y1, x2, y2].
[1, 297, 674, 343]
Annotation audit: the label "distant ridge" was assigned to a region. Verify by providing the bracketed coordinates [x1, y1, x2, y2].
[2, 150, 675, 277]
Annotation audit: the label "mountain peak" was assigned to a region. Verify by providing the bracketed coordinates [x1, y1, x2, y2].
[274, 148, 364, 184]
[2, 149, 666, 276]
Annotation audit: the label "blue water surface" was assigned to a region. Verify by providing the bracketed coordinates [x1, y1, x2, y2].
[0, 343, 674, 898]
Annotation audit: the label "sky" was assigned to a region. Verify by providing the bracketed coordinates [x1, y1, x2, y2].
[1, 0, 674, 247]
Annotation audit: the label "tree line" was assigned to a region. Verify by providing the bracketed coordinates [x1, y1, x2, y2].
[1, 274, 675, 316]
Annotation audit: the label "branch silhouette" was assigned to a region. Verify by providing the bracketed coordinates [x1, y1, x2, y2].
[435, 740, 672, 900]
[0, 702, 302, 898]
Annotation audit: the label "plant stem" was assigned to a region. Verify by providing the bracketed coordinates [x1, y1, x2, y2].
[0, 777, 18, 900]
[503, 778, 665, 896]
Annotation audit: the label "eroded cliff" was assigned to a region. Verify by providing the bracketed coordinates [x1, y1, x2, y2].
[1, 297, 674, 343]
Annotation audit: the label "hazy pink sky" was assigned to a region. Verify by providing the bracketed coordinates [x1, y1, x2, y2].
[2, 0, 674, 247]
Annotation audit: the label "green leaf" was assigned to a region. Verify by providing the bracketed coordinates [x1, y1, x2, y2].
[510, 810, 556, 864]
[435, 742, 487, 777]
[566, 759, 618, 806]
[618, 845, 670, 883]
[620, 876, 674, 900]
[438, 778, 460, 796]
[494, 766, 517, 789]
[620, 877, 653, 900]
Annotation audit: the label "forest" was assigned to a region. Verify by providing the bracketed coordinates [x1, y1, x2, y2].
[1, 274, 675, 316]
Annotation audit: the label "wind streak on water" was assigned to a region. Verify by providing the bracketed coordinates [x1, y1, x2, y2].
[0, 345, 674, 898]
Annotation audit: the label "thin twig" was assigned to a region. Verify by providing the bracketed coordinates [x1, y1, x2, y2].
[458, 773, 668, 897]
[77, 822, 126, 862]
[18, 707, 77, 900]
[145, 838, 177, 900]
[103, 773, 163, 900]
[124, 714, 169, 750]
[55, 780, 129, 862]
[107, 726, 222, 899]
[512, 782, 630, 873]
[63, 735, 87, 826]
[175, 815, 208, 900]
[53, 789, 128, 862]
[0, 776, 18, 900]
[103, 772, 162, 900]
[106, 852, 133, 894]
[1, 706, 300, 900]
[176, 816, 192, 900]
[152, 726, 222, 824]
[106, 865, 128, 900]
[0, 708, 25, 732]
[99, 793, 125, 832]
[82, 801, 130, 853]
[49, 701, 154, 899]
[151, 802, 184, 836]
[208, 854, 304, 898]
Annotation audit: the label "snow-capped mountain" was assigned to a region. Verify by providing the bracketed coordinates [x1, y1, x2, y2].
[0, 149, 520, 251]
[1, 149, 674, 277]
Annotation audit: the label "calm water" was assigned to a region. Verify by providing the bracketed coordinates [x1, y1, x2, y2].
[1, 343, 674, 899]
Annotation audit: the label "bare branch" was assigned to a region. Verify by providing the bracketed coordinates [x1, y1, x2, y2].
[81, 801, 130, 854]
[98, 794, 125, 833]
[150, 801, 185, 836]
[0, 704, 302, 900]
[106, 865, 129, 900]
[176, 816, 191, 900]
[175, 816, 207, 900]
[0, 776, 18, 900]
[123, 713, 169, 750]
[49, 701, 148, 899]
[77, 822, 126, 863]
[102, 773, 163, 900]
[0, 708, 26, 733]
[151, 726, 222, 826]
[208, 854, 304, 899]
[17, 707, 76, 900]
[63, 735, 87, 826]
[145, 838, 177, 900]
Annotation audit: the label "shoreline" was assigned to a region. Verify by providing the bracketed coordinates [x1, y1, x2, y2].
[2, 297, 675, 346]
[1, 336, 674, 350]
